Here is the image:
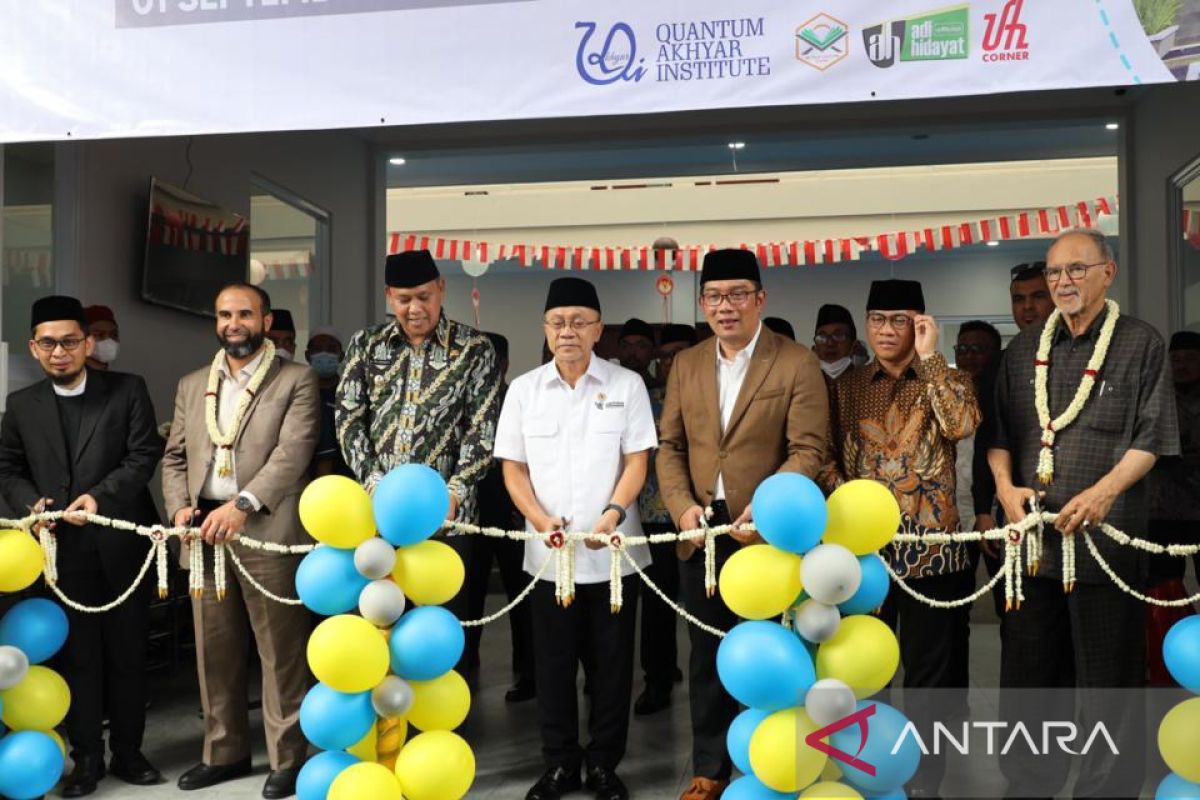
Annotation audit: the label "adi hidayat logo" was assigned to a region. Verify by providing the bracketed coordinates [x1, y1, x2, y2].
[795, 13, 850, 71]
[864, 4, 969, 68]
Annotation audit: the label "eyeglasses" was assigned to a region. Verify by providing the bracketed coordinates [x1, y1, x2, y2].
[700, 289, 758, 308]
[544, 317, 600, 332]
[1044, 261, 1108, 283]
[866, 313, 912, 330]
[814, 332, 851, 345]
[1010, 261, 1047, 280]
[954, 343, 993, 356]
[32, 337, 85, 353]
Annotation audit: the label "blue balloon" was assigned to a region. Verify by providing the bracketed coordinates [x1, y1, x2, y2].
[717, 620, 815, 711]
[0, 730, 65, 800]
[834, 701, 921, 795]
[727, 707, 770, 776]
[373, 464, 450, 547]
[295, 546, 370, 616]
[1164, 614, 1200, 693]
[751, 473, 827, 554]
[838, 555, 891, 616]
[389, 605, 464, 680]
[299, 683, 376, 751]
[723, 775, 797, 800]
[297, 750, 361, 800]
[1157, 772, 1200, 799]
[0, 598, 69, 664]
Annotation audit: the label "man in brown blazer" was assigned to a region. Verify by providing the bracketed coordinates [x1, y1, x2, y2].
[162, 282, 320, 799]
[657, 249, 828, 800]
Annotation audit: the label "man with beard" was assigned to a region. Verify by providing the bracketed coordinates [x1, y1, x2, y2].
[0, 295, 165, 797]
[812, 304, 857, 381]
[1009, 261, 1055, 332]
[161, 282, 319, 798]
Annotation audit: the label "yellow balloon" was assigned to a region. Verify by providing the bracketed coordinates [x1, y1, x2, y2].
[43, 729, 67, 758]
[307, 615, 390, 693]
[0, 665, 70, 730]
[823, 480, 901, 555]
[348, 720, 378, 762]
[377, 716, 409, 771]
[816, 614, 899, 699]
[395, 730, 475, 800]
[1159, 697, 1200, 782]
[748, 708, 827, 793]
[408, 670, 471, 731]
[392, 540, 465, 606]
[329, 762, 403, 800]
[800, 781, 863, 799]
[718, 544, 803, 621]
[299, 476, 375, 548]
[819, 758, 843, 782]
[0, 529, 44, 592]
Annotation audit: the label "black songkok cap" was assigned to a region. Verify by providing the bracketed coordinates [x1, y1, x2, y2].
[386, 250, 441, 288]
[1170, 331, 1200, 353]
[867, 279, 926, 313]
[31, 295, 86, 332]
[620, 318, 654, 342]
[270, 308, 295, 333]
[815, 304, 857, 338]
[660, 323, 698, 346]
[484, 332, 509, 361]
[700, 248, 761, 285]
[763, 317, 796, 341]
[544, 277, 601, 314]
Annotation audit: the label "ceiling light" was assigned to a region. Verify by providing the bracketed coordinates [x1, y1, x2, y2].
[1105, 122, 1119, 130]
[987, 240, 1000, 247]
[727, 141, 746, 150]
[389, 157, 407, 165]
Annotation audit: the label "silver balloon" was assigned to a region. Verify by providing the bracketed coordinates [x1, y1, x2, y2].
[358, 579, 406, 627]
[354, 537, 397, 580]
[372, 675, 415, 718]
[793, 599, 841, 643]
[0, 644, 30, 690]
[800, 543, 862, 605]
[805, 678, 857, 727]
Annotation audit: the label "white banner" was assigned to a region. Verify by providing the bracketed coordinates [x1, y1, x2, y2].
[0, 0, 1194, 143]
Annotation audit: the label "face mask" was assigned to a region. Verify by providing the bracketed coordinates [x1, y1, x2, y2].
[309, 352, 341, 379]
[92, 338, 120, 364]
[820, 356, 853, 379]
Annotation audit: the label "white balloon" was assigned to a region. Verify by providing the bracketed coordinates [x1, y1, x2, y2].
[461, 259, 490, 278]
[248, 258, 268, 285]
[358, 579, 406, 627]
[371, 675, 415, 718]
[800, 543, 862, 605]
[0, 645, 30, 690]
[354, 537, 397, 580]
[805, 678, 857, 727]
[793, 599, 841, 643]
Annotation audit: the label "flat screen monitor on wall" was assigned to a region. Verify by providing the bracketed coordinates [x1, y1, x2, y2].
[142, 177, 248, 317]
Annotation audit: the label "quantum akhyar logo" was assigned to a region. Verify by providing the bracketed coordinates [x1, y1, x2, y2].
[575, 21, 647, 85]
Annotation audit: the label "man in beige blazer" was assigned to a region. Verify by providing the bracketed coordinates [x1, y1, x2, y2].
[657, 249, 827, 800]
[162, 282, 319, 799]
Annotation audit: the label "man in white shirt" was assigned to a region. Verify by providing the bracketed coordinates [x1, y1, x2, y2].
[495, 277, 657, 800]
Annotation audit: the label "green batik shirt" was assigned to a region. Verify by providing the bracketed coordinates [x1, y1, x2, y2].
[335, 314, 500, 523]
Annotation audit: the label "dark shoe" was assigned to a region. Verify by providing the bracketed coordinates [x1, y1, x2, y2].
[585, 767, 629, 800]
[633, 686, 671, 716]
[109, 750, 165, 785]
[262, 767, 302, 799]
[62, 754, 106, 798]
[177, 758, 252, 791]
[505, 678, 536, 703]
[525, 766, 582, 800]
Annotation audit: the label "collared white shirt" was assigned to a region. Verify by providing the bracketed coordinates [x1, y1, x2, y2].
[494, 355, 657, 583]
[200, 349, 265, 508]
[714, 322, 763, 501]
[52, 371, 88, 397]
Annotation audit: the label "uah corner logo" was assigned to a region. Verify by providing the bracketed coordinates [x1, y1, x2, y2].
[575, 21, 647, 85]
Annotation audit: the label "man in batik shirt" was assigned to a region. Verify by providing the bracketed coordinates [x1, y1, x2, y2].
[336, 249, 500, 622]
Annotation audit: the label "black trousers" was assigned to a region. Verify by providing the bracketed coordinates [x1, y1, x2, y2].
[877, 568, 974, 796]
[57, 565, 153, 760]
[639, 524, 681, 692]
[531, 578, 638, 773]
[680, 505, 740, 781]
[999, 576, 1145, 799]
[462, 534, 535, 685]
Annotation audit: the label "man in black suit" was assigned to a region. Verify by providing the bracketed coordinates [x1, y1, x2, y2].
[0, 295, 165, 798]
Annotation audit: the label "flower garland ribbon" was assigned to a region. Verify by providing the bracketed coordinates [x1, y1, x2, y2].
[204, 340, 277, 479]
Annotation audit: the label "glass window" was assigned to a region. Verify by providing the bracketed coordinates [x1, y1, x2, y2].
[3, 143, 55, 393]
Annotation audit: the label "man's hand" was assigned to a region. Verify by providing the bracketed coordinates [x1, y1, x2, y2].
[730, 503, 762, 546]
[447, 492, 460, 522]
[199, 500, 248, 546]
[63, 494, 98, 527]
[173, 506, 200, 528]
[996, 484, 1042, 531]
[1055, 482, 1118, 537]
[975, 513, 1000, 558]
[913, 314, 940, 360]
[538, 515, 567, 549]
[31, 497, 56, 535]
[676, 504, 705, 559]
[587, 508, 621, 550]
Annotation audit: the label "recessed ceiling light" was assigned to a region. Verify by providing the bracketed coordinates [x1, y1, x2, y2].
[987, 240, 1000, 247]
[727, 141, 746, 150]
[389, 157, 407, 165]
[1105, 122, 1119, 130]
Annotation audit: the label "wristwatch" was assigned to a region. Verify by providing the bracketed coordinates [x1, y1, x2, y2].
[234, 495, 256, 514]
[603, 503, 627, 526]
